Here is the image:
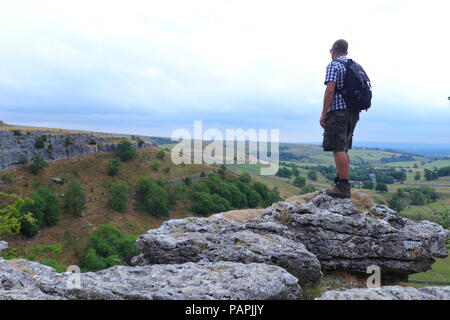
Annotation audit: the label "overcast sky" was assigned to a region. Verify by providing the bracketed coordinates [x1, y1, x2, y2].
[0, 0, 449, 143]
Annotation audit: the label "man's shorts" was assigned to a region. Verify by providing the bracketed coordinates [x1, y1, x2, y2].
[322, 109, 360, 152]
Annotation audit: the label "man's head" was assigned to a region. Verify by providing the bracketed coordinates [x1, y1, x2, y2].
[330, 39, 348, 60]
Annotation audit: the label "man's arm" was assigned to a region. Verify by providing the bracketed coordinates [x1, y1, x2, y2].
[320, 81, 336, 129]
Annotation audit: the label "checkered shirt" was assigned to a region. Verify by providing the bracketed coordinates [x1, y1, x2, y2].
[324, 55, 348, 111]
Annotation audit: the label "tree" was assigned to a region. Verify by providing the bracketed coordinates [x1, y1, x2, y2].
[138, 179, 170, 217]
[276, 167, 292, 178]
[30, 154, 48, 175]
[414, 173, 421, 181]
[35, 187, 60, 227]
[307, 170, 318, 181]
[411, 190, 427, 205]
[64, 180, 86, 217]
[389, 195, 406, 212]
[80, 225, 139, 272]
[108, 182, 130, 213]
[253, 182, 269, 199]
[117, 140, 137, 161]
[156, 150, 165, 159]
[301, 185, 317, 194]
[375, 183, 388, 192]
[191, 192, 231, 216]
[293, 176, 306, 188]
[265, 188, 281, 206]
[107, 158, 121, 176]
[362, 180, 374, 190]
[0, 193, 35, 237]
[292, 167, 300, 177]
[239, 172, 252, 184]
[226, 184, 247, 208]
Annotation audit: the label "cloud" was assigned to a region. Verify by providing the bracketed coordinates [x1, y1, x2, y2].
[0, 0, 449, 143]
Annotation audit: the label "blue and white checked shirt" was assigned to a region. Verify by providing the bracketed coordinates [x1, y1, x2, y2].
[324, 55, 348, 111]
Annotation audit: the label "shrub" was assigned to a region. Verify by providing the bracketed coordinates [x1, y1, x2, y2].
[292, 167, 300, 177]
[226, 184, 247, 208]
[108, 182, 130, 213]
[265, 188, 281, 206]
[30, 154, 48, 175]
[307, 170, 318, 181]
[12, 129, 22, 136]
[192, 182, 210, 193]
[117, 140, 137, 161]
[239, 172, 252, 184]
[64, 180, 86, 217]
[301, 184, 317, 194]
[414, 173, 421, 181]
[293, 176, 306, 188]
[362, 180, 374, 190]
[138, 179, 170, 217]
[375, 183, 388, 192]
[107, 158, 121, 176]
[253, 181, 269, 199]
[247, 189, 261, 208]
[19, 155, 28, 165]
[389, 195, 407, 212]
[80, 225, 139, 272]
[150, 160, 161, 171]
[276, 167, 292, 178]
[35, 187, 60, 227]
[156, 150, 165, 159]
[34, 135, 47, 149]
[191, 192, 231, 216]
[2, 173, 14, 183]
[63, 137, 74, 147]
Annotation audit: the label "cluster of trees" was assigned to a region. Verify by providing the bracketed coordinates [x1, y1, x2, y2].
[389, 186, 439, 212]
[190, 173, 280, 216]
[424, 166, 450, 181]
[380, 155, 415, 163]
[80, 225, 139, 272]
[349, 166, 407, 184]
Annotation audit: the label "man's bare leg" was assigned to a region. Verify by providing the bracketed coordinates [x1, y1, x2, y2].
[333, 151, 349, 179]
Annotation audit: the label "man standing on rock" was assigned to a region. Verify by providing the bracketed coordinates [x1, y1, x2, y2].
[320, 39, 371, 198]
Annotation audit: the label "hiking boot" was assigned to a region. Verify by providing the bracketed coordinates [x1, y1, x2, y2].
[326, 178, 351, 199]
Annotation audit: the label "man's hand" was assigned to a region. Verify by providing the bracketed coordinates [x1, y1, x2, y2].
[320, 112, 327, 129]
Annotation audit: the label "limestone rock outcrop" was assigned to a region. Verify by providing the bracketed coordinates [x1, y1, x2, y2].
[0, 258, 301, 300]
[0, 129, 149, 171]
[133, 215, 322, 285]
[316, 285, 450, 300]
[135, 191, 449, 282]
[263, 192, 449, 280]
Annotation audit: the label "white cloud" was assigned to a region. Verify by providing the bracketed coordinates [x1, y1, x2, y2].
[0, 0, 449, 142]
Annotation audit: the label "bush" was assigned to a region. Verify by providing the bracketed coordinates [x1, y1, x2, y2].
[375, 183, 388, 192]
[34, 135, 47, 149]
[276, 167, 292, 178]
[265, 187, 281, 206]
[362, 180, 374, 190]
[36, 187, 60, 227]
[253, 181, 269, 199]
[389, 195, 407, 212]
[1, 173, 13, 183]
[293, 176, 306, 188]
[107, 158, 121, 176]
[150, 160, 161, 171]
[301, 184, 317, 194]
[414, 173, 421, 181]
[64, 180, 86, 217]
[19, 155, 28, 165]
[138, 179, 170, 217]
[117, 140, 137, 161]
[80, 225, 139, 272]
[307, 170, 318, 181]
[108, 182, 130, 212]
[30, 154, 48, 175]
[191, 192, 231, 216]
[239, 172, 252, 184]
[226, 184, 247, 208]
[156, 150, 165, 159]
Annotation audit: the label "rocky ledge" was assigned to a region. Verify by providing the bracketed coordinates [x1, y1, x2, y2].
[0, 258, 300, 300]
[135, 191, 449, 282]
[0, 128, 150, 171]
[316, 285, 450, 300]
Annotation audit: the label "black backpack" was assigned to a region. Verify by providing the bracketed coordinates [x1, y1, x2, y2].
[335, 59, 372, 112]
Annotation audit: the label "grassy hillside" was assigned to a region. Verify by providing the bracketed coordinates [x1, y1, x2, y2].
[0, 146, 216, 266]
